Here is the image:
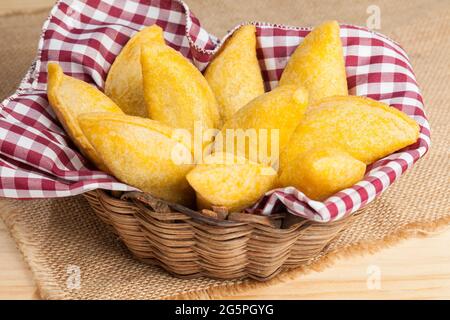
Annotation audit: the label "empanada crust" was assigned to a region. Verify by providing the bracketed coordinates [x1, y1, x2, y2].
[281, 95, 420, 168]
[279, 147, 366, 200]
[186, 153, 277, 212]
[219, 85, 309, 167]
[279, 21, 348, 103]
[279, 95, 419, 200]
[141, 43, 221, 133]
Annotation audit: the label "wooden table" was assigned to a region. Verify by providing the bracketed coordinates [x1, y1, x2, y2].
[1, 0, 449, 300]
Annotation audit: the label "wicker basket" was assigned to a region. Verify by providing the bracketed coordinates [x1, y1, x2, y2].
[84, 189, 359, 281]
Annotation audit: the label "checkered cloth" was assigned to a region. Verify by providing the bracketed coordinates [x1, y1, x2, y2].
[0, 0, 430, 222]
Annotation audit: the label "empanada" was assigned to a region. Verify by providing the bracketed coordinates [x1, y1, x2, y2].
[105, 25, 164, 117]
[186, 153, 277, 212]
[217, 85, 308, 167]
[279, 21, 348, 103]
[204, 25, 265, 122]
[78, 112, 195, 206]
[281, 95, 420, 167]
[279, 147, 366, 200]
[141, 43, 221, 134]
[47, 63, 123, 172]
[279, 95, 419, 200]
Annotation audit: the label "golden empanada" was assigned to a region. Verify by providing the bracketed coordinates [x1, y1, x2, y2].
[281, 95, 420, 167]
[47, 63, 123, 172]
[78, 112, 195, 206]
[279, 21, 348, 103]
[141, 43, 221, 134]
[279, 147, 366, 200]
[217, 85, 308, 167]
[279, 95, 419, 200]
[204, 25, 265, 122]
[105, 25, 164, 117]
[186, 153, 277, 212]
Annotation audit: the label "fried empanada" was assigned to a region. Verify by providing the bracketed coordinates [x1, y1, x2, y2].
[186, 153, 277, 212]
[47, 63, 123, 172]
[279, 147, 366, 200]
[279, 95, 419, 200]
[204, 25, 265, 122]
[279, 21, 348, 103]
[78, 112, 195, 206]
[105, 25, 164, 117]
[217, 85, 308, 167]
[141, 43, 221, 134]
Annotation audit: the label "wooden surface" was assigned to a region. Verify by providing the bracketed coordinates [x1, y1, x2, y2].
[1, 0, 450, 300]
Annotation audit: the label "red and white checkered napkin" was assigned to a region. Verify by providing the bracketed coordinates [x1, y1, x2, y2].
[0, 0, 430, 222]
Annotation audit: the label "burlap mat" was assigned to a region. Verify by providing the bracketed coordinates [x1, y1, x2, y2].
[0, 0, 449, 299]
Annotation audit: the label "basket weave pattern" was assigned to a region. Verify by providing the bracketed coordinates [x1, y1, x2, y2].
[84, 190, 357, 280]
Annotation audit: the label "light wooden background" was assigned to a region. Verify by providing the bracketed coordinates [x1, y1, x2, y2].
[0, 0, 449, 300]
